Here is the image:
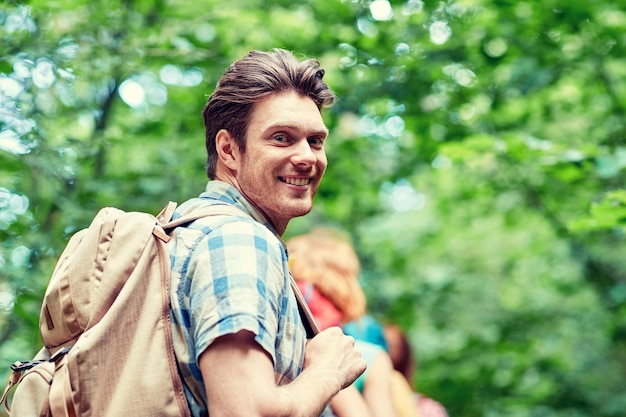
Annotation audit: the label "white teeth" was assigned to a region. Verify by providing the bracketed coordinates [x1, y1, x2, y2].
[283, 177, 310, 186]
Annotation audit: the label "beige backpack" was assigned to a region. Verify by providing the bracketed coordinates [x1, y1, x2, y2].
[1, 202, 318, 417]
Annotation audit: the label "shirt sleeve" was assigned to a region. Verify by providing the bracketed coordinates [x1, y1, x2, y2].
[184, 218, 286, 364]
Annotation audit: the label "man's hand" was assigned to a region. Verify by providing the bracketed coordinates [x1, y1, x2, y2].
[303, 326, 367, 391]
[199, 328, 366, 417]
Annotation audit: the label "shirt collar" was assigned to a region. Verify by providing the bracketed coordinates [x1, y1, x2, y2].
[199, 180, 281, 239]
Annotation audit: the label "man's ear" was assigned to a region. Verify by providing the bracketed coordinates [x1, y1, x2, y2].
[215, 129, 240, 172]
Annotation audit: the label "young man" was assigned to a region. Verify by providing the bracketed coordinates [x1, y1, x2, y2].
[169, 49, 366, 417]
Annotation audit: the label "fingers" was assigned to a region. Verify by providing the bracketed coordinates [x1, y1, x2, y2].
[305, 327, 367, 390]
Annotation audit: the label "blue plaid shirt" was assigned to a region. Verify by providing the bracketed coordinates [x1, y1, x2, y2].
[169, 181, 308, 416]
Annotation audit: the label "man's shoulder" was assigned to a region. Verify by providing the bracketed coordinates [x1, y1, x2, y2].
[209, 217, 285, 256]
[196, 212, 272, 238]
[174, 204, 282, 252]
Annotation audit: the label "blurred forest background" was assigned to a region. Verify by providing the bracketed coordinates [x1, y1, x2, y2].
[2, 0, 626, 416]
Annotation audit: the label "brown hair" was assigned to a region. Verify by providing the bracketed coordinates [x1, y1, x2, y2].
[202, 48, 336, 179]
[383, 324, 417, 389]
[287, 229, 366, 323]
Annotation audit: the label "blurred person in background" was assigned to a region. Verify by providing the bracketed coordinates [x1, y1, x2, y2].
[383, 324, 449, 417]
[287, 229, 400, 417]
[343, 318, 450, 417]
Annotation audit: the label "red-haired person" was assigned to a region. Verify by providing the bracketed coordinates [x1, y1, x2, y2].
[288, 229, 401, 417]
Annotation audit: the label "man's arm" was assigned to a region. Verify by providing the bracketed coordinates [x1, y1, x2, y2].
[199, 328, 366, 417]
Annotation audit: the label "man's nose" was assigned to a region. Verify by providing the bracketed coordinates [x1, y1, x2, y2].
[292, 139, 317, 165]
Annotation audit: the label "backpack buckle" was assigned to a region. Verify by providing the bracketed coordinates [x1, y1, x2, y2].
[10, 360, 44, 373]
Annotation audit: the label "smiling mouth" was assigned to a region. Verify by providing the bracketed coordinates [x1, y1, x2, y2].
[280, 177, 311, 186]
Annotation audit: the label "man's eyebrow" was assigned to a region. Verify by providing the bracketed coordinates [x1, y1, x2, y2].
[266, 124, 329, 136]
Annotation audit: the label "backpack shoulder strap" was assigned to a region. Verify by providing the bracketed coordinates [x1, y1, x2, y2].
[289, 275, 320, 337]
[161, 202, 250, 231]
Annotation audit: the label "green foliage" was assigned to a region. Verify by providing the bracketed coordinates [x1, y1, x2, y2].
[570, 190, 626, 232]
[2, 1, 626, 416]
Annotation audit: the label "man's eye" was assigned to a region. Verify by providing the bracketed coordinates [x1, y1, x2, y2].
[273, 134, 289, 143]
[308, 137, 325, 147]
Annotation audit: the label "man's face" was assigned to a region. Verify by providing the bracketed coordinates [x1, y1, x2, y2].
[234, 91, 329, 233]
